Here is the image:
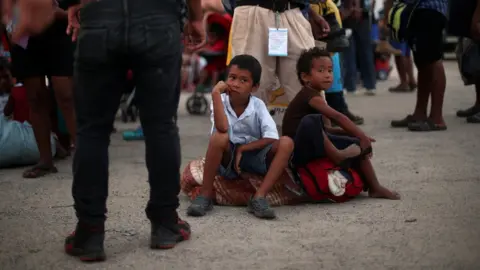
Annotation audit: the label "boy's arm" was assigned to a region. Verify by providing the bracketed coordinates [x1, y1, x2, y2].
[238, 102, 279, 152]
[309, 96, 370, 142]
[211, 82, 229, 133]
[323, 115, 348, 135]
[3, 95, 14, 117]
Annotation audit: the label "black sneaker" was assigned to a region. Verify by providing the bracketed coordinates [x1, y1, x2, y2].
[247, 197, 276, 220]
[64, 223, 106, 262]
[186, 195, 213, 217]
[150, 218, 191, 249]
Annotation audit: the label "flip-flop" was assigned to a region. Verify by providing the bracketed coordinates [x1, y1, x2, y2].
[23, 165, 58, 179]
[388, 85, 413, 93]
[457, 106, 480, 118]
[391, 115, 414, 128]
[408, 119, 447, 132]
[466, 112, 480, 123]
[409, 83, 418, 91]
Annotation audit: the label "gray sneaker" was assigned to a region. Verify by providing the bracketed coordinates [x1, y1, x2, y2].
[187, 195, 213, 217]
[247, 197, 276, 220]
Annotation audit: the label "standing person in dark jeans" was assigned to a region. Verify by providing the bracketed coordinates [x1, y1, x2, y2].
[342, 0, 377, 96]
[387, 0, 449, 131]
[54, 0, 201, 262]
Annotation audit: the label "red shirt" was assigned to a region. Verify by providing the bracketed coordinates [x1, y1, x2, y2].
[11, 85, 30, 122]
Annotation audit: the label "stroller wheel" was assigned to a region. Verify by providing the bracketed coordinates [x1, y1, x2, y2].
[377, 70, 389, 81]
[186, 95, 208, 115]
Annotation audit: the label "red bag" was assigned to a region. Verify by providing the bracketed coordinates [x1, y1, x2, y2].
[293, 158, 364, 203]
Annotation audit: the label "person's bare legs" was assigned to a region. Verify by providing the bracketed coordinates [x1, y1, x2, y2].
[411, 64, 432, 121]
[199, 132, 230, 198]
[405, 55, 417, 87]
[23, 77, 56, 177]
[427, 60, 446, 126]
[321, 130, 361, 165]
[394, 56, 408, 88]
[354, 158, 401, 200]
[51, 76, 77, 147]
[254, 136, 294, 198]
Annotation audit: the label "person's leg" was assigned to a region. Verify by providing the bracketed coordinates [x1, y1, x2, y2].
[343, 32, 358, 93]
[187, 132, 232, 217]
[457, 80, 480, 117]
[255, 136, 294, 198]
[354, 19, 377, 94]
[23, 76, 57, 177]
[404, 49, 417, 89]
[352, 158, 401, 200]
[65, 1, 127, 261]
[406, 9, 447, 131]
[51, 76, 76, 147]
[128, 3, 190, 248]
[292, 114, 361, 166]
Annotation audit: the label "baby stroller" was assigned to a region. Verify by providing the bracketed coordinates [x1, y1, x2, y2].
[185, 12, 232, 115]
[120, 70, 139, 123]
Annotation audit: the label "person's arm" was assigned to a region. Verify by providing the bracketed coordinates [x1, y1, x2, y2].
[472, 0, 480, 41]
[237, 102, 278, 152]
[309, 96, 368, 140]
[3, 94, 14, 117]
[323, 115, 349, 135]
[210, 82, 229, 133]
[187, 0, 203, 22]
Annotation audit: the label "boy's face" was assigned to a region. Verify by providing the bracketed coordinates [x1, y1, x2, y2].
[0, 69, 13, 94]
[304, 56, 333, 90]
[226, 65, 257, 101]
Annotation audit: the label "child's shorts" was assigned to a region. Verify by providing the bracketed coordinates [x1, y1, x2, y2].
[219, 142, 272, 180]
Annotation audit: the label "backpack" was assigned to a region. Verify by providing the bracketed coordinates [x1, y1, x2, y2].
[387, 0, 420, 42]
[292, 158, 364, 203]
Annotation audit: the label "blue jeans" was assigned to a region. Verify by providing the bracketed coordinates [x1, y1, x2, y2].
[72, 0, 183, 225]
[343, 19, 376, 92]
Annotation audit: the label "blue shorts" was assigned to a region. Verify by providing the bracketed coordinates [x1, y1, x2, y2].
[390, 41, 411, 57]
[219, 142, 272, 179]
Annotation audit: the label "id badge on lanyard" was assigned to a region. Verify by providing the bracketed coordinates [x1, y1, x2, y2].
[268, 11, 288, 57]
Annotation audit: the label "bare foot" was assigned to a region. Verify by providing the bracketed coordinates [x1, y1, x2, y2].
[368, 186, 401, 200]
[331, 144, 361, 165]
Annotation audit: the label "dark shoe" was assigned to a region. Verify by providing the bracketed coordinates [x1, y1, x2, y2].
[320, 13, 349, 52]
[408, 119, 447, 132]
[457, 106, 480, 118]
[64, 223, 106, 262]
[344, 111, 364, 125]
[389, 84, 414, 93]
[247, 196, 276, 220]
[391, 115, 414, 128]
[150, 218, 191, 249]
[466, 112, 480, 123]
[186, 195, 213, 217]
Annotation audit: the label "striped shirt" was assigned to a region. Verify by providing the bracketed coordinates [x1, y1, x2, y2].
[402, 0, 448, 16]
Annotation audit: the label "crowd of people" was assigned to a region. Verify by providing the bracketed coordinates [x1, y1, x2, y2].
[0, 0, 479, 264]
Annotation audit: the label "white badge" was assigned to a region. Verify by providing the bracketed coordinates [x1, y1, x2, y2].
[268, 28, 288, 57]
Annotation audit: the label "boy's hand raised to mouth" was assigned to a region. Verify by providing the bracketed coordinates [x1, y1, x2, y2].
[212, 80, 230, 95]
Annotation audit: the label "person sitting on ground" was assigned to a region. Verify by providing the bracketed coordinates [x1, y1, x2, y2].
[187, 55, 294, 220]
[282, 47, 400, 200]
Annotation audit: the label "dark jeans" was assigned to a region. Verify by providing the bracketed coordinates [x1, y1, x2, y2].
[343, 19, 376, 91]
[72, 0, 183, 225]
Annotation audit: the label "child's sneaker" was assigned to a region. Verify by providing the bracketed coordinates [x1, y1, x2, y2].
[186, 195, 213, 217]
[247, 196, 276, 220]
[150, 218, 191, 249]
[64, 223, 106, 262]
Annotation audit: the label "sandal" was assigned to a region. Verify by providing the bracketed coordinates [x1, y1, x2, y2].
[466, 112, 480, 123]
[409, 83, 418, 91]
[23, 165, 58, 179]
[391, 115, 414, 128]
[388, 84, 413, 93]
[457, 106, 480, 118]
[407, 119, 447, 132]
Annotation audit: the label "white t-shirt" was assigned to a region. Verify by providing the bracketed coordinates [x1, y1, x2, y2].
[0, 94, 9, 113]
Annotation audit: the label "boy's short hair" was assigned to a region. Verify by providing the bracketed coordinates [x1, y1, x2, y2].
[296, 47, 331, 86]
[228, 54, 262, 86]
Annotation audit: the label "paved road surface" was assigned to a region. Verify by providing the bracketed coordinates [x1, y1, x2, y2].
[1, 61, 479, 270]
